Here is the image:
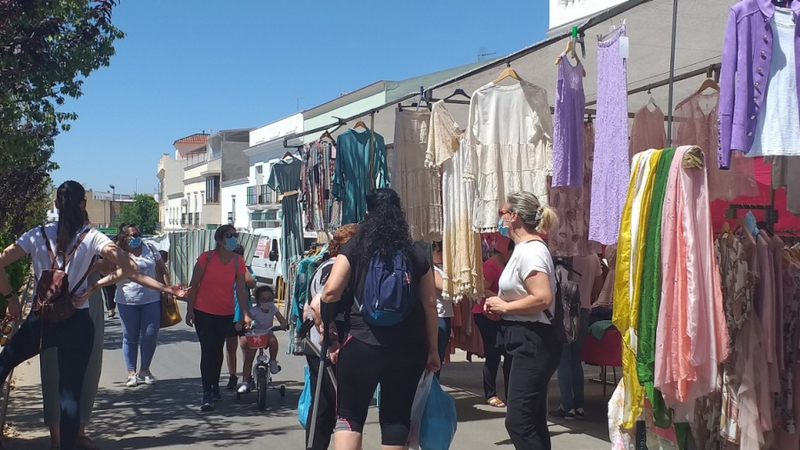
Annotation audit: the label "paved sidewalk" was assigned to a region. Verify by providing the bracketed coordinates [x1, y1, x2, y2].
[2, 304, 613, 449]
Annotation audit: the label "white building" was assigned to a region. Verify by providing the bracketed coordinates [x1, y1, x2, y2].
[547, 0, 633, 35]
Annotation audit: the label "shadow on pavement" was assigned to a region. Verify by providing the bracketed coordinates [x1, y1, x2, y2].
[6, 376, 303, 449]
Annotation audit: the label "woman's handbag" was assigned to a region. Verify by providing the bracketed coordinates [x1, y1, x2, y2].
[160, 294, 182, 328]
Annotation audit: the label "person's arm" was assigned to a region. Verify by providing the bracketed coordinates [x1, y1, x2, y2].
[127, 273, 186, 296]
[76, 244, 140, 306]
[184, 261, 204, 327]
[485, 270, 553, 316]
[321, 255, 351, 304]
[155, 258, 170, 286]
[244, 267, 256, 289]
[275, 311, 289, 330]
[235, 270, 252, 326]
[419, 267, 441, 373]
[0, 244, 28, 319]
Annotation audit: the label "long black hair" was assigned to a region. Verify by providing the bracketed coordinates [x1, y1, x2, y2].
[352, 188, 413, 262]
[55, 181, 86, 254]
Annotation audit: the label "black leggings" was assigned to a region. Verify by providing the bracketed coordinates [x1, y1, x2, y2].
[500, 320, 562, 450]
[335, 337, 426, 446]
[0, 309, 94, 450]
[102, 284, 116, 311]
[194, 309, 234, 392]
[474, 313, 512, 400]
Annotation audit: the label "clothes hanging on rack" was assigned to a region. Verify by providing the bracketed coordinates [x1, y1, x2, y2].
[594, 244, 617, 310]
[769, 156, 800, 216]
[590, 26, 630, 245]
[465, 80, 554, 233]
[672, 89, 759, 202]
[332, 128, 389, 225]
[301, 140, 339, 232]
[426, 101, 484, 300]
[391, 109, 442, 241]
[719, 0, 800, 168]
[268, 156, 305, 279]
[548, 121, 602, 257]
[629, 105, 667, 159]
[552, 54, 586, 188]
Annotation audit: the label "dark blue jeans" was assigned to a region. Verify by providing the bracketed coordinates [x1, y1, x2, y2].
[0, 309, 94, 450]
[435, 317, 451, 378]
[556, 309, 590, 411]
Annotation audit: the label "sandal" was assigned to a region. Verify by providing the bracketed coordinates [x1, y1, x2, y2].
[76, 436, 100, 450]
[487, 396, 506, 408]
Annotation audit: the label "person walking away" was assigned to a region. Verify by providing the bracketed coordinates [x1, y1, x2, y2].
[103, 284, 116, 319]
[473, 236, 515, 408]
[226, 245, 256, 391]
[321, 189, 440, 450]
[304, 224, 358, 450]
[431, 241, 454, 377]
[0, 181, 139, 450]
[238, 285, 288, 394]
[185, 225, 252, 412]
[114, 223, 174, 387]
[550, 253, 603, 420]
[485, 191, 562, 450]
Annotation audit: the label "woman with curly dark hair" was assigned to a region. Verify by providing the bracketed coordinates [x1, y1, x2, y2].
[321, 188, 440, 450]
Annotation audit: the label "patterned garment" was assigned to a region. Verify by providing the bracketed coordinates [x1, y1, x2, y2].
[301, 140, 338, 232]
[548, 122, 602, 257]
[777, 265, 800, 433]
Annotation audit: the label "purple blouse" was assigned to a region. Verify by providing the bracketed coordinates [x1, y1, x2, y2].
[552, 55, 586, 188]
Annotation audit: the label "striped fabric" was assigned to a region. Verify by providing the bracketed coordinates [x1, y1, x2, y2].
[165, 230, 259, 285]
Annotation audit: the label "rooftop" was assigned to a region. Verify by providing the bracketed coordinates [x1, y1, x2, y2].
[173, 133, 210, 146]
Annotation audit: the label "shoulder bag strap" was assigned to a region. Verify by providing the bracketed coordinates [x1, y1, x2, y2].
[41, 225, 59, 270]
[63, 228, 91, 269]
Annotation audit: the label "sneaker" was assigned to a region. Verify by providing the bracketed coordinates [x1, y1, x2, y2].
[269, 360, 281, 375]
[140, 371, 157, 385]
[125, 374, 138, 388]
[226, 375, 238, 390]
[574, 407, 585, 419]
[549, 407, 575, 420]
[237, 382, 251, 394]
[201, 391, 214, 412]
[212, 385, 222, 402]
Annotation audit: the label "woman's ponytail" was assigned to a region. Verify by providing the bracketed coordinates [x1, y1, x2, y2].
[55, 181, 86, 254]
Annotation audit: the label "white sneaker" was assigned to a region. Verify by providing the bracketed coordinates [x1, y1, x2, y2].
[125, 374, 138, 387]
[140, 371, 157, 385]
[237, 382, 251, 394]
[269, 360, 281, 375]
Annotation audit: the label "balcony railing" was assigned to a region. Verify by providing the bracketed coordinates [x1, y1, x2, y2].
[194, 212, 200, 225]
[246, 185, 277, 205]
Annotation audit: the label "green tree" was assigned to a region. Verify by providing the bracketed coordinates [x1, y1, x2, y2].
[0, 0, 123, 300]
[114, 195, 160, 235]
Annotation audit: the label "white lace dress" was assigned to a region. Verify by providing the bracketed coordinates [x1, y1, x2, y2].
[425, 101, 484, 301]
[464, 81, 554, 233]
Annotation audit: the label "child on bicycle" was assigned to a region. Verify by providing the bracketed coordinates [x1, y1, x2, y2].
[237, 286, 289, 394]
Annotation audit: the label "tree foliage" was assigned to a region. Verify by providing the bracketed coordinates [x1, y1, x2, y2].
[114, 195, 160, 235]
[0, 0, 124, 296]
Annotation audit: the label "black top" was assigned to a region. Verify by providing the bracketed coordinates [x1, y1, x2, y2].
[339, 240, 431, 347]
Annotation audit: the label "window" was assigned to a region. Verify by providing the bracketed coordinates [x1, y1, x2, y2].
[256, 165, 263, 174]
[230, 196, 236, 223]
[246, 186, 256, 205]
[205, 176, 220, 203]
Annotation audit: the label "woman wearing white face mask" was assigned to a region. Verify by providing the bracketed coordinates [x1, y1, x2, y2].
[114, 223, 184, 388]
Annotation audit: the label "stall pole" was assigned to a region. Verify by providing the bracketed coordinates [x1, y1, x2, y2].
[666, 0, 680, 146]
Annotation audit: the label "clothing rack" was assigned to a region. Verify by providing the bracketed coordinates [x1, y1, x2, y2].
[724, 188, 779, 233]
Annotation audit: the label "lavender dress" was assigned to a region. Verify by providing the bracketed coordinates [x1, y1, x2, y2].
[589, 26, 630, 245]
[552, 54, 586, 188]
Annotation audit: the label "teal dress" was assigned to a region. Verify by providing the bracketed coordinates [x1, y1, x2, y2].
[268, 156, 305, 277]
[332, 128, 389, 224]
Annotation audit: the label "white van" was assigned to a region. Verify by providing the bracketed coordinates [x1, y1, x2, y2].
[250, 227, 317, 287]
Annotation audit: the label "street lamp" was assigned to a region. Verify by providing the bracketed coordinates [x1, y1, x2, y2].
[109, 184, 115, 225]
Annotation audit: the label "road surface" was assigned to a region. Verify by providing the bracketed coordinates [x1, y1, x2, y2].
[3, 303, 612, 449]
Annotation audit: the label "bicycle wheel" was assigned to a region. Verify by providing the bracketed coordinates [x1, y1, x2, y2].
[257, 368, 267, 411]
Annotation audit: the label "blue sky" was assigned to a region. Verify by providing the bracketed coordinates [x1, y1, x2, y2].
[52, 1, 549, 195]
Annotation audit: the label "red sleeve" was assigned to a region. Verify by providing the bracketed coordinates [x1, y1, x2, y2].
[482, 260, 502, 293]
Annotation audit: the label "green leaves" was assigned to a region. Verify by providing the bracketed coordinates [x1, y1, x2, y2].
[114, 195, 160, 235]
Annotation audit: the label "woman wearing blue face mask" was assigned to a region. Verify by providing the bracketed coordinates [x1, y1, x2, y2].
[114, 223, 178, 388]
[185, 224, 252, 412]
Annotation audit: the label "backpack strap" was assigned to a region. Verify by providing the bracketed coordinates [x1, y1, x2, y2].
[69, 255, 99, 297]
[42, 225, 90, 270]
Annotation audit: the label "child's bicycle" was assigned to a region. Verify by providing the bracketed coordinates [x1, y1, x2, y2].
[238, 325, 286, 410]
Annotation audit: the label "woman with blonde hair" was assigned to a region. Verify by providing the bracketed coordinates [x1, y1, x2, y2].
[484, 191, 561, 450]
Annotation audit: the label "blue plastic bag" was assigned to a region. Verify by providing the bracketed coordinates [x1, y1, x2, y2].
[298, 365, 311, 429]
[409, 373, 457, 450]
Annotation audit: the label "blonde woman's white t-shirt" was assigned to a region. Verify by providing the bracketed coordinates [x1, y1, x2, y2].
[497, 240, 556, 323]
